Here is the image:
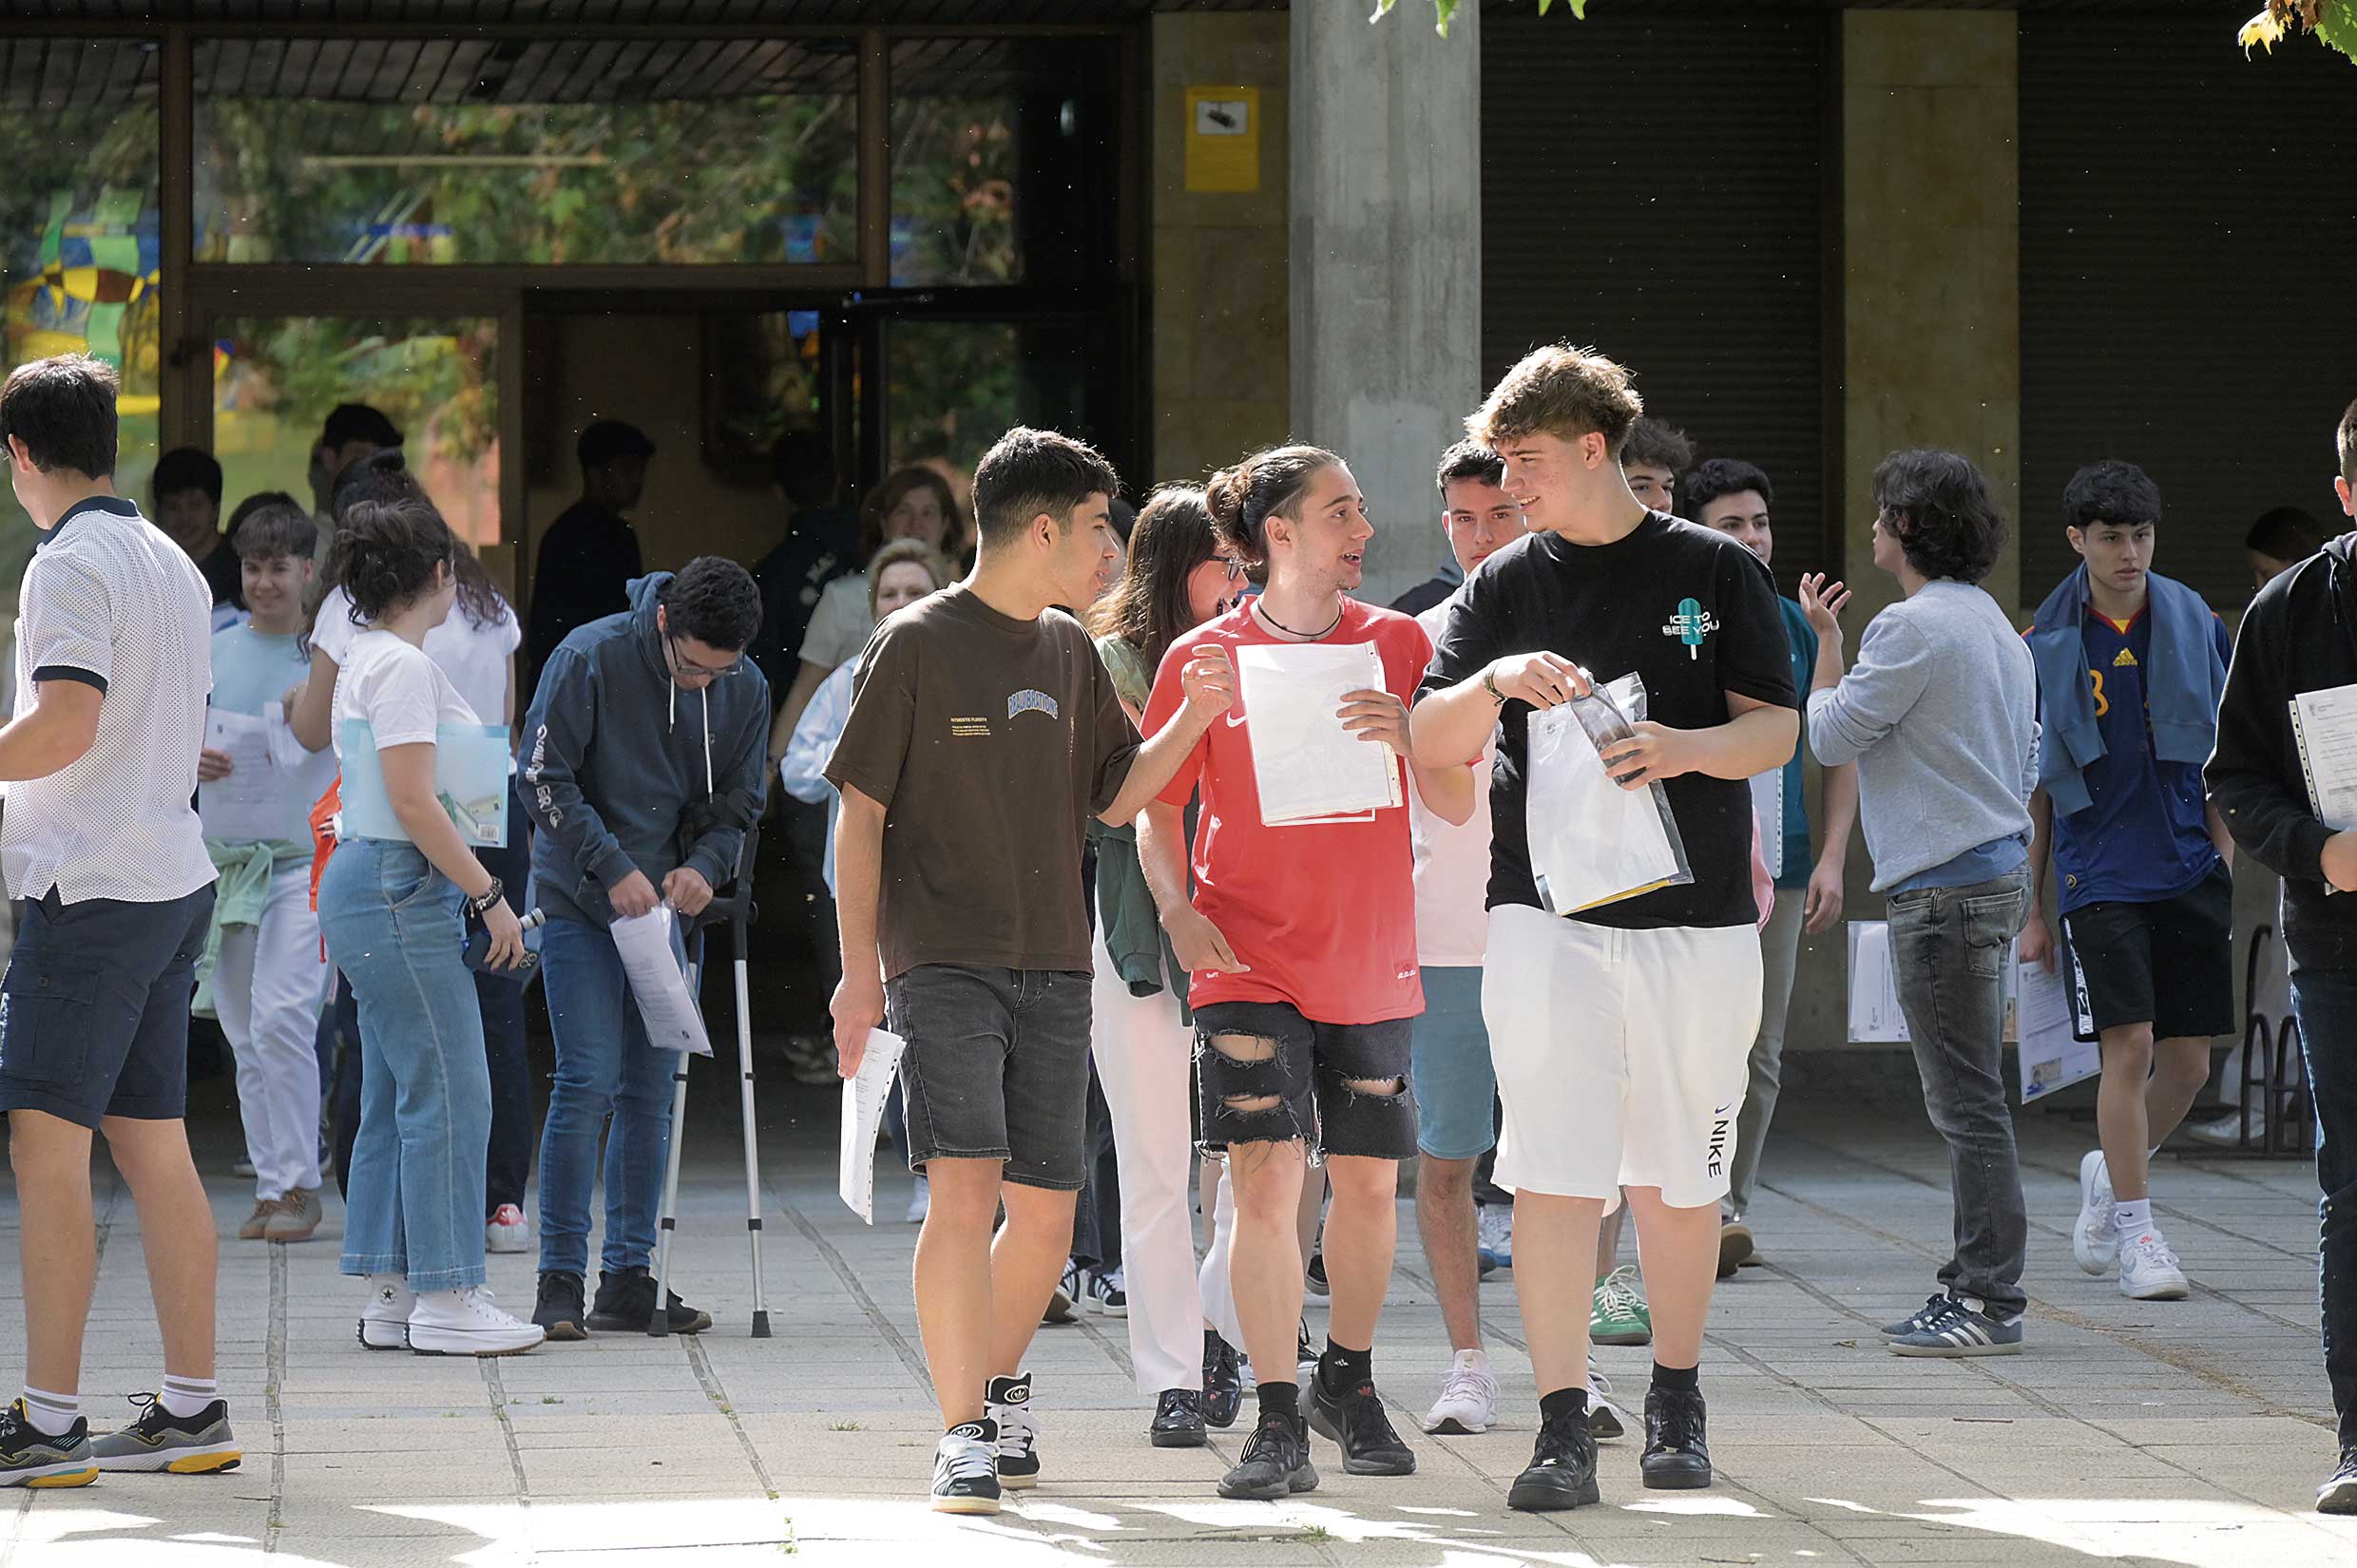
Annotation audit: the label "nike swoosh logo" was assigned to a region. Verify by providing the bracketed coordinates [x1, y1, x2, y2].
[1223, 711, 1250, 727]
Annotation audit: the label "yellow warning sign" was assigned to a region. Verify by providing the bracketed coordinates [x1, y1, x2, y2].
[1184, 86, 1260, 194]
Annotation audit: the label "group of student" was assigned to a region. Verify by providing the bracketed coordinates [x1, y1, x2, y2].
[814, 344, 2357, 1522]
[0, 356, 776, 1488]
[3, 341, 2356, 1524]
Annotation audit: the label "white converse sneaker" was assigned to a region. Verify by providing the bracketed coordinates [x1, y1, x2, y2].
[407, 1287, 546, 1356]
[2117, 1229, 2190, 1301]
[2074, 1151, 2119, 1276]
[1420, 1348, 1499, 1435]
[357, 1275, 415, 1351]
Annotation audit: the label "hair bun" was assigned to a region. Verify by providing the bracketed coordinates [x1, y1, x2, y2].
[1204, 466, 1250, 529]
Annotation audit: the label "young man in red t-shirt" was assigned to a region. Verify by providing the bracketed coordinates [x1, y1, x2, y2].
[1138, 445, 1473, 1501]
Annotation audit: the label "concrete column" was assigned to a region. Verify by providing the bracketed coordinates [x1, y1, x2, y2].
[1842, 10, 2022, 625]
[1290, 2, 1482, 606]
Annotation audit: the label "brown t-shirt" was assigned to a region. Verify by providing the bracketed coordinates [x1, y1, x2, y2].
[824, 583, 1141, 980]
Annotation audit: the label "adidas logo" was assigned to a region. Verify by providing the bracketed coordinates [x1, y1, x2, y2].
[948, 1421, 991, 1443]
[2112, 648, 2138, 668]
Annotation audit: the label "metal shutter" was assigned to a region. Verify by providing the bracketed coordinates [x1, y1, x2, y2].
[1480, 6, 1834, 590]
[2020, 18, 2357, 610]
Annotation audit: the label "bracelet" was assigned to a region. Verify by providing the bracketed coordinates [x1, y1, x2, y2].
[1482, 669, 1507, 705]
[465, 877, 505, 919]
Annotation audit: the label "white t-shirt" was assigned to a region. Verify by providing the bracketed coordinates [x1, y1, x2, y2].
[331, 629, 479, 768]
[313, 584, 518, 727]
[797, 572, 872, 672]
[3, 499, 216, 903]
[1410, 601, 1496, 968]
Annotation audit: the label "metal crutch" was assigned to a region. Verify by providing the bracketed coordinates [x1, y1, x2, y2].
[647, 916, 702, 1340]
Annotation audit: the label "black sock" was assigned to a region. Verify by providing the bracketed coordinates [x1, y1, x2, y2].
[1317, 1338, 1372, 1395]
[1256, 1381, 1299, 1424]
[1539, 1386, 1590, 1423]
[1652, 1362, 1699, 1393]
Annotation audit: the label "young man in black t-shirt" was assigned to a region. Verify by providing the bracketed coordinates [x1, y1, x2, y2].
[1411, 345, 1796, 1512]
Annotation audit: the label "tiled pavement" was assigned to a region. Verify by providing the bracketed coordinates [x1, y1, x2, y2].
[2, 1072, 2353, 1567]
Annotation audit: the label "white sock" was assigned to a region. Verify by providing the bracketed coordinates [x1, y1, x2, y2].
[158, 1375, 218, 1420]
[2114, 1197, 2153, 1235]
[19, 1385, 78, 1436]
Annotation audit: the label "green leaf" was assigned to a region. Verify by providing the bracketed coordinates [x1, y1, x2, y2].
[1435, 0, 1460, 35]
[2320, 0, 2357, 62]
[1369, 0, 1397, 20]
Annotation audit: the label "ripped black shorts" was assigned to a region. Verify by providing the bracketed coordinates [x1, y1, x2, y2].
[1194, 1000, 1418, 1160]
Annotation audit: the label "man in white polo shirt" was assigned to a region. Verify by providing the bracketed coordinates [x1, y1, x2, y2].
[0, 355, 231, 1487]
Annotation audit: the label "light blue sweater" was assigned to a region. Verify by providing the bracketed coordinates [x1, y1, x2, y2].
[1807, 580, 2040, 893]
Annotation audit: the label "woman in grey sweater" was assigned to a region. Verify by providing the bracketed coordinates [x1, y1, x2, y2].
[1801, 449, 2039, 1359]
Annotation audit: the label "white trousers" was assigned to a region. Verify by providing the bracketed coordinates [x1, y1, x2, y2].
[1090, 927, 1243, 1395]
[215, 863, 327, 1200]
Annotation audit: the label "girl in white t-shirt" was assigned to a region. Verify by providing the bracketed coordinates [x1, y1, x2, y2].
[311, 478, 541, 1357]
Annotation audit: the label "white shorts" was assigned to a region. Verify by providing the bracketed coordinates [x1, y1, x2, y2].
[1482, 905, 1762, 1212]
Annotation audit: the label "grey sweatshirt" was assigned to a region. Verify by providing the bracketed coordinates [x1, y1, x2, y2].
[1807, 579, 2039, 892]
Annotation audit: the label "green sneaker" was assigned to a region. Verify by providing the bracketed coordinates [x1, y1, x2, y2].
[1591, 1265, 1653, 1347]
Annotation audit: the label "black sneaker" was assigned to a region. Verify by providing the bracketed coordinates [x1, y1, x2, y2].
[1507, 1407, 1599, 1512]
[0, 1400, 96, 1489]
[931, 1419, 1001, 1515]
[533, 1272, 588, 1341]
[985, 1372, 1040, 1489]
[2319, 1445, 2357, 1515]
[1217, 1411, 1317, 1500]
[1202, 1331, 1243, 1429]
[1305, 1252, 1330, 1297]
[1308, 1373, 1417, 1476]
[586, 1267, 712, 1334]
[1151, 1388, 1207, 1448]
[1294, 1317, 1316, 1379]
[89, 1394, 241, 1474]
[1639, 1386, 1713, 1489]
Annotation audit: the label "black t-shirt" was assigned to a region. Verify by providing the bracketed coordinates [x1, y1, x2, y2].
[197, 542, 243, 610]
[748, 504, 860, 696]
[1417, 512, 1795, 929]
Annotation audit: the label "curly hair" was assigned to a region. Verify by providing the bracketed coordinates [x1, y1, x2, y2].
[323, 472, 455, 625]
[1683, 458, 1773, 519]
[660, 555, 763, 651]
[2061, 459, 2161, 533]
[1872, 449, 2007, 585]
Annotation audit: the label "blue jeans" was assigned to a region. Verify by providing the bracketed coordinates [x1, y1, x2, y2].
[535, 916, 684, 1277]
[317, 839, 490, 1291]
[2289, 966, 2357, 1446]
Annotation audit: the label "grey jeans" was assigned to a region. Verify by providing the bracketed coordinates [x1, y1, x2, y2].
[1729, 887, 1806, 1215]
[1887, 868, 2030, 1318]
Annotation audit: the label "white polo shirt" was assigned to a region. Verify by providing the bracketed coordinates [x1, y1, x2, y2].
[3, 497, 216, 905]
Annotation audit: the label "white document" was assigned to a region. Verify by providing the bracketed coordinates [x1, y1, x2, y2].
[2016, 950, 2099, 1101]
[610, 907, 713, 1058]
[1235, 641, 1403, 826]
[2292, 683, 2357, 831]
[1848, 920, 1910, 1042]
[838, 1028, 909, 1224]
[198, 708, 283, 842]
[1524, 698, 1681, 915]
[1750, 769, 1785, 882]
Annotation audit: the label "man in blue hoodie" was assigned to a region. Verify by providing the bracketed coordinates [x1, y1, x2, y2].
[2017, 461, 2232, 1306]
[521, 558, 770, 1339]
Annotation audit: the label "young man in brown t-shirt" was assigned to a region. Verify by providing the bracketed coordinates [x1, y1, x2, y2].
[825, 427, 1235, 1515]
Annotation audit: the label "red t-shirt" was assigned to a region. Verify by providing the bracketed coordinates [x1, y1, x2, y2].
[1142, 598, 1430, 1023]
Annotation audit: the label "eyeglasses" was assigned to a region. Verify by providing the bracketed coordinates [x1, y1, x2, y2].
[667, 635, 741, 679]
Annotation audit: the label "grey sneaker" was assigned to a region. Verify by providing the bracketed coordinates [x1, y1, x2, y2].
[1888, 1296, 2023, 1357]
[0, 1400, 96, 1488]
[263, 1188, 322, 1243]
[90, 1395, 241, 1474]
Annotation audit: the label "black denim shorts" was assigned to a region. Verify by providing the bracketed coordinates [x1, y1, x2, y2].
[1194, 999, 1418, 1160]
[885, 963, 1092, 1190]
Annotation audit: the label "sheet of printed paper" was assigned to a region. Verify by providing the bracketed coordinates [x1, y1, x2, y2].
[610, 907, 713, 1058]
[2015, 948, 2099, 1101]
[198, 708, 282, 841]
[1235, 641, 1402, 825]
[2293, 682, 2357, 831]
[1848, 920, 1909, 1042]
[839, 1029, 908, 1224]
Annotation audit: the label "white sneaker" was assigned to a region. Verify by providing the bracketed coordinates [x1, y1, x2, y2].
[1477, 1203, 1513, 1271]
[1420, 1348, 1499, 1434]
[357, 1274, 415, 1350]
[485, 1204, 530, 1253]
[2188, 1107, 2264, 1148]
[2074, 1151, 2119, 1276]
[1587, 1358, 1627, 1443]
[2118, 1229, 2190, 1301]
[407, 1287, 546, 1356]
[906, 1176, 930, 1225]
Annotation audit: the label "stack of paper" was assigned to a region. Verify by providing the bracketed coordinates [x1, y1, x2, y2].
[1235, 641, 1403, 825]
[839, 1029, 909, 1224]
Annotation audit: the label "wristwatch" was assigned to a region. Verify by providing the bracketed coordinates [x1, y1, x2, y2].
[1482, 668, 1507, 705]
[465, 877, 506, 919]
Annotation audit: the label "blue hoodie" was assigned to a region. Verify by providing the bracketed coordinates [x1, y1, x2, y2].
[523, 574, 772, 927]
